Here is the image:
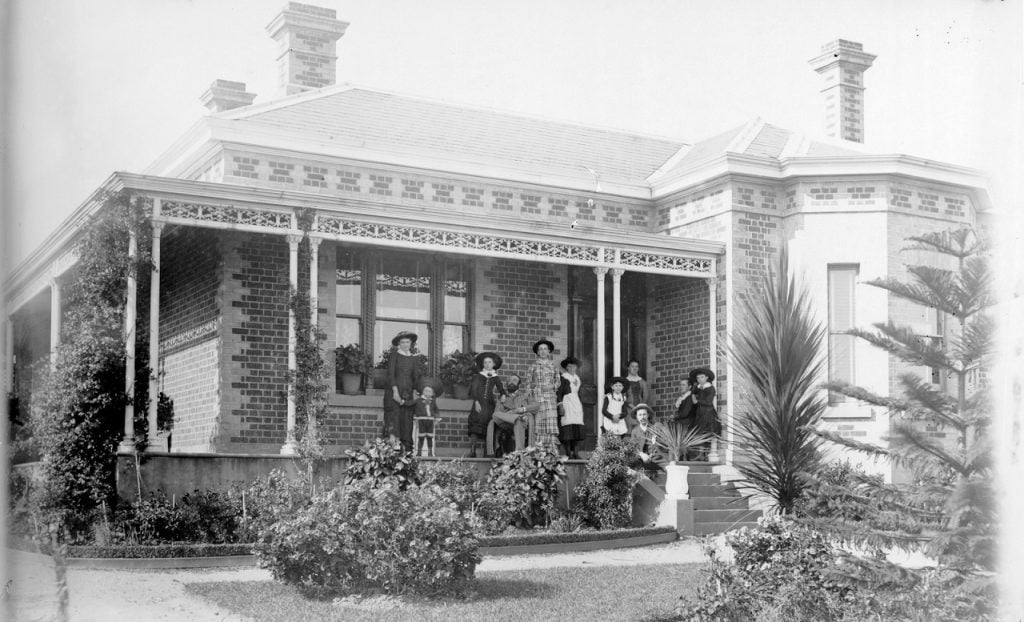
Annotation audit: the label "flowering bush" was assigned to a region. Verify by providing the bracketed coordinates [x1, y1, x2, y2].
[254, 479, 479, 597]
[573, 435, 639, 529]
[344, 438, 421, 490]
[674, 515, 851, 622]
[486, 445, 566, 528]
[420, 460, 482, 514]
[237, 469, 313, 541]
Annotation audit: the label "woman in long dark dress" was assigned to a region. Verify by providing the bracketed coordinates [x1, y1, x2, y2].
[688, 367, 719, 460]
[384, 331, 422, 451]
[467, 351, 506, 457]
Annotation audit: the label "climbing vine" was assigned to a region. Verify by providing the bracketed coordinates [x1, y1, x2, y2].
[26, 190, 154, 539]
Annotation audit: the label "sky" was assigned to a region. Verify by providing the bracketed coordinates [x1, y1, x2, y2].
[3, 0, 1022, 268]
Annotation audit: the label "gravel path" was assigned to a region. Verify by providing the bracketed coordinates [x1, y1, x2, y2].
[5, 540, 707, 622]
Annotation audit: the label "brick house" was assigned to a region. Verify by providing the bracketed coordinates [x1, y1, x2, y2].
[4, 5, 991, 476]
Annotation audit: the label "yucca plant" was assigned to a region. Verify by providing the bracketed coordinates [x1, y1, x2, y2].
[729, 249, 827, 514]
[649, 421, 716, 465]
[808, 228, 996, 598]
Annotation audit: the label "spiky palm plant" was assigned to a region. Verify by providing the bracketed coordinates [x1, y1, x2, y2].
[729, 249, 828, 514]
[649, 421, 716, 464]
[809, 228, 996, 589]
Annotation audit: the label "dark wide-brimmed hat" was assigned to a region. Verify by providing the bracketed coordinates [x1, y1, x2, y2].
[475, 351, 504, 371]
[628, 402, 653, 419]
[417, 376, 444, 397]
[391, 331, 419, 346]
[532, 339, 555, 355]
[560, 356, 581, 369]
[607, 376, 627, 390]
[688, 367, 715, 383]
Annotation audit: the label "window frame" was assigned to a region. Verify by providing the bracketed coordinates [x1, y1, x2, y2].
[827, 263, 859, 405]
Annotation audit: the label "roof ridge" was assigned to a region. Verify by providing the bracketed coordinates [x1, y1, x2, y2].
[235, 82, 692, 144]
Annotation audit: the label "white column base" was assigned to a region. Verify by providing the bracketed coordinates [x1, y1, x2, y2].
[280, 439, 300, 455]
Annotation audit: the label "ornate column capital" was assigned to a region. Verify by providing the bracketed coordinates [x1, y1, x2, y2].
[611, 268, 624, 280]
[151, 221, 165, 237]
[308, 236, 323, 251]
[286, 233, 303, 247]
[593, 266, 609, 277]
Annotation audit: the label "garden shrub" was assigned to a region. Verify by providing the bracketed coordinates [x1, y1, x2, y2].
[485, 445, 566, 528]
[468, 490, 515, 536]
[111, 489, 243, 545]
[574, 435, 639, 529]
[344, 438, 421, 490]
[254, 479, 480, 597]
[238, 469, 313, 541]
[419, 460, 482, 514]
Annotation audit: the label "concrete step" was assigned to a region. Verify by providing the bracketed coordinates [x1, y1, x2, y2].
[693, 520, 762, 536]
[692, 496, 751, 510]
[686, 473, 722, 486]
[688, 484, 741, 498]
[693, 509, 762, 524]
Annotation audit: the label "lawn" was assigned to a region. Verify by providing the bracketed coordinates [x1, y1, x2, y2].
[185, 563, 701, 622]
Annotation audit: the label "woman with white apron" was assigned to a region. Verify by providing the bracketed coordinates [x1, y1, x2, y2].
[556, 356, 585, 459]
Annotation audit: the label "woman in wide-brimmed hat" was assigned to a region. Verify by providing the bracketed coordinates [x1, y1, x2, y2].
[525, 339, 561, 453]
[687, 367, 719, 459]
[556, 356, 585, 459]
[383, 330, 422, 450]
[467, 351, 506, 457]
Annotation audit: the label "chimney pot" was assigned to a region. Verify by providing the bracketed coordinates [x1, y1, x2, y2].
[200, 79, 257, 113]
[809, 39, 876, 143]
[267, 2, 349, 97]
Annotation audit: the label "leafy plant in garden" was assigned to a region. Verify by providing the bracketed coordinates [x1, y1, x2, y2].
[486, 444, 566, 528]
[27, 190, 154, 539]
[438, 349, 478, 388]
[420, 460, 483, 514]
[238, 469, 314, 541]
[574, 434, 639, 529]
[729, 249, 827, 514]
[344, 438, 421, 490]
[254, 479, 480, 597]
[649, 421, 716, 464]
[808, 228, 996, 605]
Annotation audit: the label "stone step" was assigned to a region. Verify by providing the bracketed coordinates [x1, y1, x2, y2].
[693, 520, 762, 536]
[692, 496, 751, 510]
[677, 462, 718, 473]
[688, 484, 741, 498]
[693, 509, 762, 524]
[686, 473, 722, 486]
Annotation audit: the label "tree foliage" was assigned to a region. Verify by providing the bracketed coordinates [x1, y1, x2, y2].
[809, 228, 996, 593]
[27, 191, 153, 538]
[729, 249, 828, 514]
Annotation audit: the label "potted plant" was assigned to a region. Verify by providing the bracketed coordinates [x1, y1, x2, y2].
[335, 343, 372, 395]
[650, 421, 716, 499]
[371, 349, 391, 390]
[438, 350, 478, 399]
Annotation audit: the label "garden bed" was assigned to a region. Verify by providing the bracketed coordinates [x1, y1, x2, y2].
[8, 526, 678, 569]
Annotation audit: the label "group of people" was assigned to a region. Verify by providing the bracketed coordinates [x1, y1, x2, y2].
[380, 329, 719, 460]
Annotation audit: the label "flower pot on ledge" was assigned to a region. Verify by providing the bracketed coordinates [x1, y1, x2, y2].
[451, 383, 471, 400]
[340, 372, 363, 396]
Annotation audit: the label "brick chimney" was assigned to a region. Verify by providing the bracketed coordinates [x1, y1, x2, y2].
[808, 39, 876, 143]
[266, 2, 349, 96]
[199, 79, 257, 113]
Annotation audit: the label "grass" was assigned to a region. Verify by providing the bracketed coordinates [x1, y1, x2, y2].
[185, 563, 701, 622]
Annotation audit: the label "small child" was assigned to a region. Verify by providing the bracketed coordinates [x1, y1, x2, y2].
[602, 377, 629, 438]
[412, 384, 442, 457]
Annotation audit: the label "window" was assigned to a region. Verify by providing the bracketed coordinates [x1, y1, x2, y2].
[828, 265, 858, 404]
[334, 247, 471, 388]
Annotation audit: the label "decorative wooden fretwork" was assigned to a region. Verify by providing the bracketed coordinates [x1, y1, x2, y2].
[161, 201, 293, 229]
[619, 250, 713, 274]
[317, 217, 603, 263]
[159, 318, 218, 353]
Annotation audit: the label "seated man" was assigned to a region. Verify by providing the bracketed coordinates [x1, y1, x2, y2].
[492, 373, 538, 455]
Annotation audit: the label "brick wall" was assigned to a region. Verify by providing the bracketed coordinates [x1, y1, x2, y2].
[157, 226, 223, 451]
[646, 275, 711, 421]
[220, 233, 291, 453]
[473, 258, 569, 377]
[162, 339, 220, 452]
